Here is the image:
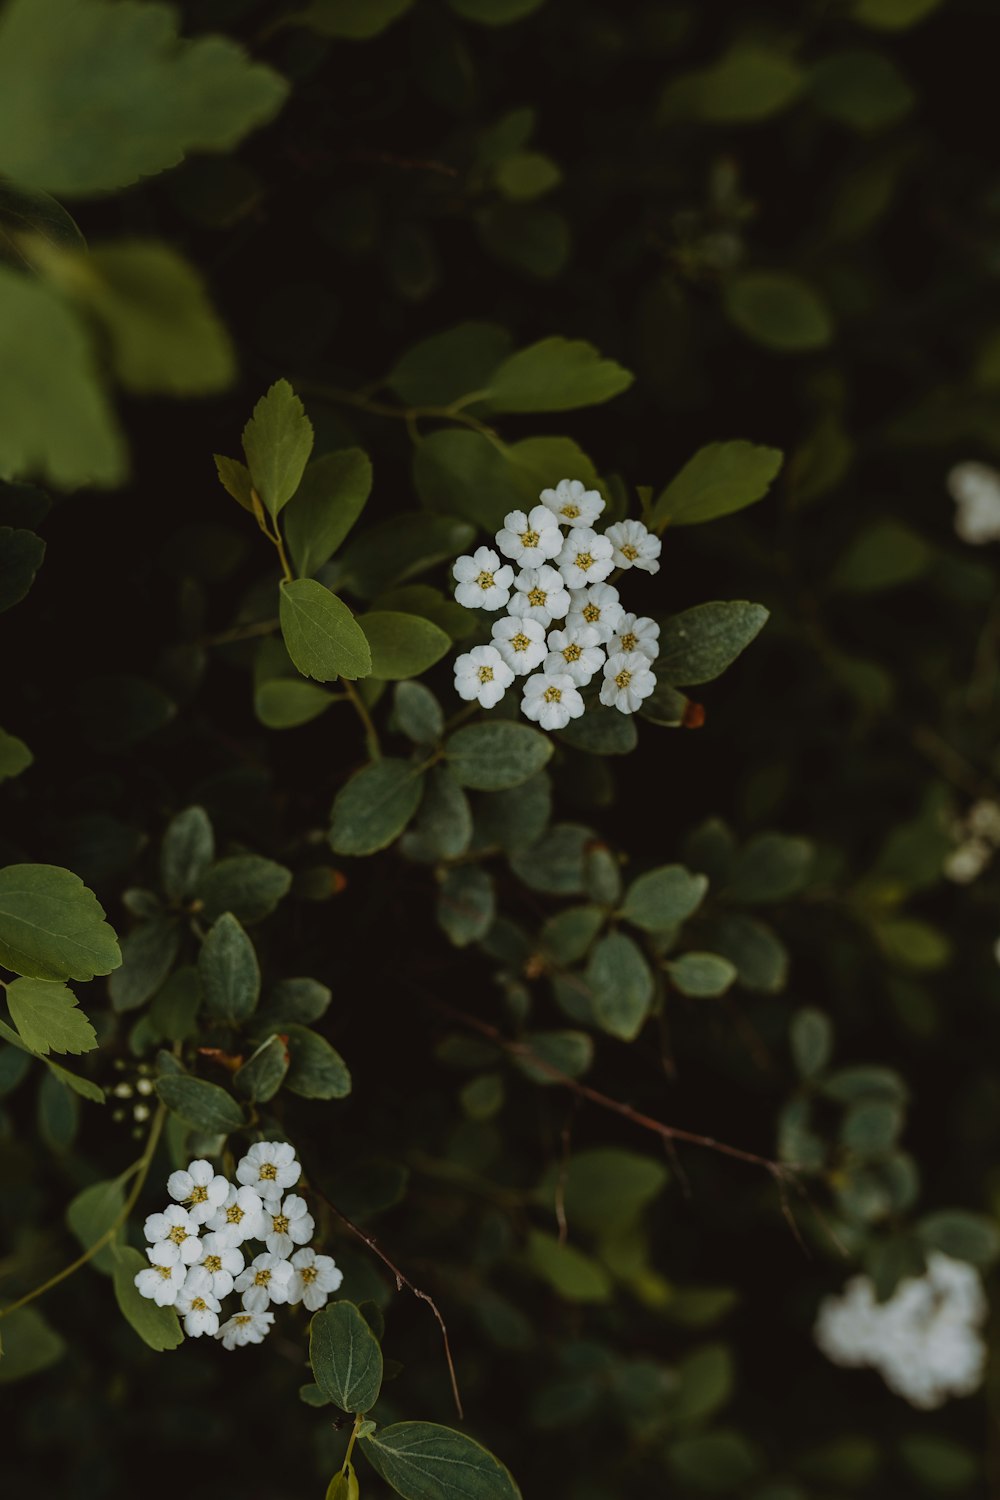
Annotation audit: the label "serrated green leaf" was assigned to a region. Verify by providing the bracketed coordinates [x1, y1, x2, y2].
[214, 454, 254, 512]
[280, 579, 372, 682]
[6, 978, 97, 1056]
[0, 864, 121, 981]
[242, 380, 313, 519]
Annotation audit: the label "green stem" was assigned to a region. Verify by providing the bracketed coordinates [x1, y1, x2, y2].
[0, 1101, 167, 1318]
[342, 1413, 364, 1474]
[293, 378, 503, 445]
[342, 678, 381, 761]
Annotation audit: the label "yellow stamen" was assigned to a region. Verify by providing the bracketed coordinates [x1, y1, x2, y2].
[621, 544, 639, 561]
[258, 1162, 278, 1182]
[582, 603, 601, 623]
[478, 665, 494, 683]
[511, 632, 531, 652]
[204, 1255, 223, 1274]
[189, 1184, 209, 1205]
[544, 686, 563, 703]
[520, 529, 540, 548]
[615, 670, 632, 690]
[254, 1269, 272, 1287]
[191, 1297, 208, 1313]
[560, 504, 581, 519]
[476, 569, 495, 590]
[527, 587, 547, 607]
[155, 1263, 173, 1280]
[562, 643, 582, 662]
[619, 632, 637, 652]
[234, 1315, 252, 1327]
[226, 1205, 245, 1225]
[575, 552, 594, 571]
[301, 1265, 318, 1285]
[272, 1214, 290, 1236]
[168, 1225, 188, 1245]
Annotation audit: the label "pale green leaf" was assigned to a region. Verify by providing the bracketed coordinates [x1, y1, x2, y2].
[652, 441, 783, 530]
[524, 1230, 612, 1303]
[242, 379, 314, 519]
[112, 1245, 184, 1351]
[620, 865, 708, 931]
[483, 337, 633, 413]
[0, 727, 32, 781]
[198, 913, 260, 1022]
[6, 977, 97, 1056]
[445, 721, 553, 790]
[213, 454, 254, 512]
[724, 272, 833, 352]
[587, 932, 654, 1040]
[495, 151, 561, 200]
[196, 855, 292, 925]
[280, 579, 372, 682]
[665, 952, 737, 998]
[284, 449, 372, 576]
[255, 678, 335, 729]
[359, 611, 451, 680]
[0, 863, 121, 981]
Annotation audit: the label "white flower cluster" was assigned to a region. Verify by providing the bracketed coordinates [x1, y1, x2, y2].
[943, 798, 1000, 885]
[814, 1252, 987, 1409]
[134, 1143, 342, 1348]
[948, 461, 1000, 545]
[451, 479, 662, 730]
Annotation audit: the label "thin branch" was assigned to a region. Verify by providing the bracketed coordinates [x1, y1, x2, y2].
[311, 1185, 464, 1420]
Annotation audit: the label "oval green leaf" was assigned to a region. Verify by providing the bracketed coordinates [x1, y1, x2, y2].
[310, 1300, 384, 1413]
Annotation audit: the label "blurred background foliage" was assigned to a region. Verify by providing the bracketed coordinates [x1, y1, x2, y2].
[3, 0, 1000, 1495]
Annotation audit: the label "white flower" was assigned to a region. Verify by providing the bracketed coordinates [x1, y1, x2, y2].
[815, 1253, 988, 1410]
[539, 478, 605, 529]
[543, 627, 605, 686]
[491, 614, 547, 675]
[610, 611, 660, 661]
[453, 645, 514, 708]
[176, 1266, 221, 1338]
[166, 1159, 229, 1225]
[556, 527, 614, 588]
[134, 1252, 185, 1307]
[195, 1230, 245, 1298]
[943, 841, 991, 885]
[508, 565, 571, 628]
[207, 1183, 267, 1246]
[966, 800, 1000, 845]
[521, 671, 585, 732]
[235, 1252, 294, 1312]
[604, 519, 661, 574]
[287, 1248, 344, 1312]
[452, 546, 514, 610]
[143, 1203, 202, 1266]
[236, 1141, 301, 1202]
[566, 583, 624, 644]
[216, 1309, 275, 1350]
[600, 651, 657, 714]
[947, 462, 1000, 545]
[261, 1193, 315, 1259]
[495, 505, 563, 567]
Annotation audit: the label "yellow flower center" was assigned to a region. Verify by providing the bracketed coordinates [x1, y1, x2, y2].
[189, 1185, 209, 1205]
[563, 643, 582, 662]
[226, 1203, 245, 1224]
[615, 670, 632, 690]
[259, 1162, 278, 1182]
[476, 570, 495, 590]
[511, 632, 531, 652]
[527, 587, 547, 607]
[575, 552, 594, 571]
[191, 1297, 208, 1313]
[155, 1263, 173, 1281]
[272, 1214, 290, 1236]
[619, 632, 637, 652]
[543, 686, 563, 703]
[204, 1255, 223, 1274]
[254, 1269, 272, 1287]
[234, 1315, 252, 1328]
[560, 504, 580, 519]
[582, 603, 601, 623]
[478, 665, 494, 683]
[621, 543, 639, 561]
[520, 529, 540, 548]
[168, 1225, 188, 1245]
[300, 1265, 318, 1285]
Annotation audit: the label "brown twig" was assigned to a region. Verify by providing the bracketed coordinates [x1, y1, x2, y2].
[311, 1184, 464, 1420]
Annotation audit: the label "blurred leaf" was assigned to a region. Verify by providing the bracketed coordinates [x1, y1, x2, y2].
[0, 528, 45, 614]
[524, 1229, 612, 1302]
[483, 337, 633, 412]
[387, 321, 511, 406]
[587, 931, 654, 1039]
[620, 865, 708, 931]
[917, 1211, 1000, 1267]
[660, 47, 803, 122]
[196, 856, 292, 925]
[495, 150, 561, 200]
[808, 50, 915, 132]
[510, 824, 591, 894]
[160, 807, 214, 902]
[897, 1435, 978, 1491]
[295, 0, 414, 38]
[833, 520, 932, 591]
[514, 1030, 593, 1083]
[449, 0, 545, 22]
[652, 441, 783, 530]
[108, 917, 180, 1013]
[66, 1177, 124, 1273]
[665, 951, 737, 998]
[724, 272, 833, 352]
[0, 1306, 66, 1383]
[790, 1008, 834, 1077]
[725, 833, 813, 903]
[438, 867, 495, 946]
[706, 913, 788, 993]
[255, 678, 335, 729]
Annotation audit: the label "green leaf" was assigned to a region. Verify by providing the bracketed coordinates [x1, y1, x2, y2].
[473, 771, 551, 854]
[0, 179, 85, 273]
[242, 380, 314, 520]
[438, 867, 495, 946]
[388, 321, 512, 406]
[359, 612, 451, 680]
[514, 1030, 593, 1084]
[45, 1058, 105, 1104]
[280, 579, 372, 682]
[66, 1177, 124, 1273]
[833, 519, 932, 592]
[196, 856, 292, 925]
[214, 454, 254, 512]
[234, 1034, 289, 1104]
[587, 932, 654, 1040]
[338, 513, 474, 600]
[478, 201, 570, 279]
[852, 0, 942, 26]
[724, 832, 814, 903]
[393, 681, 445, 745]
[557, 703, 637, 756]
[660, 46, 803, 122]
[263, 977, 333, 1025]
[917, 1211, 1000, 1267]
[284, 449, 373, 576]
[53, 241, 235, 395]
[376, 584, 475, 642]
[841, 1099, 903, 1154]
[160, 807, 214, 902]
[541, 1149, 668, 1235]
[483, 337, 633, 412]
[6, 978, 96, 1056]
[672, 1344, 735, 1426]
[38, 1065, 78, 1150]
[330, 759, 425, 856]
[808, 50, 915, 132]
[400, 767, 473, 863]
[822, 1064, 909, 1105]
[198, 913, 260, 1023]
[0, 268, 124, 489]
[255, 678, 335, 729]
[449, 0, 545, 23]
[78, 673, 175, 751]
[495, 150, 561, 200]
[705, 913, 788, 993]
[413, 429, 522, 532]
[524, 1230, 612, 1303]
[0, 727, 32, 781]
[108, 916, 180, 1012]
[0, 863, 121, 981]
[446, 721, 553, 790]
[509, 824, 591, 895]
[275, 1023, 352, 1099]
[658, 601, 769, 686]
[652, 442, 783, 531]
[666, 952, 737, 998]
[0, 1306, 66, 1382]
[155, 1072, 244, 1133]
[362, 1422, 523, 1500]
[898, 1435, 978, 1490]
[0, 0, 289, 196]
[111, 1245, 184, 1351]
[540, 905, 604, 964]
[294, 0, 414, 39]
[724, 272, 834, 352]
[620, 866, 708, 931]
[0, 527, 45, 613]
[148, 966, 202, 1042]
[310, 1300, 384, 1413]
[668, 1431, 762, 1490]
[791, 1008, 834, 1077]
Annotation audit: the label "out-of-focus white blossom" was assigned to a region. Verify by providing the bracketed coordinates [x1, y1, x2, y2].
[948, 462, 1000, 545]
